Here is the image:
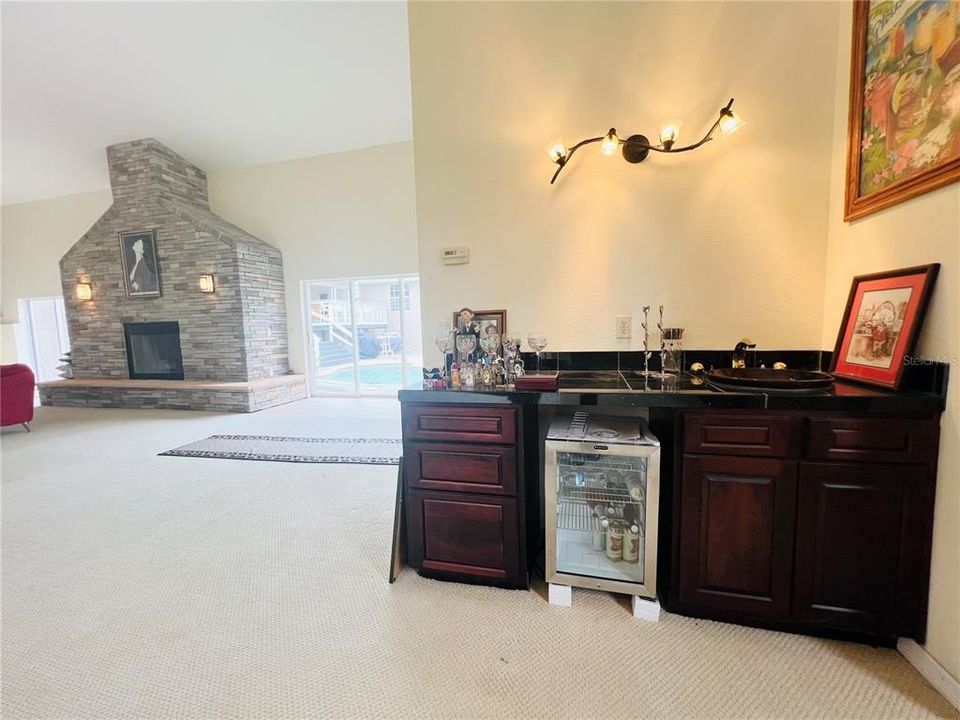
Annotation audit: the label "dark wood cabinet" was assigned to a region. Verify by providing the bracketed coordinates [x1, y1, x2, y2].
[678, 455, 797, 618]
[794, 461, 933, 637]
[673, 410, 939, 642]
[407, 490, 521, 584]
[401, 403, 528, 589]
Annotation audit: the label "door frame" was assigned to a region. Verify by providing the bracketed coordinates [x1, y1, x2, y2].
[302, 273, 420, 398]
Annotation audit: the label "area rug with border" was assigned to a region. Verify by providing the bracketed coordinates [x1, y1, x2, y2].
[159, 434, 402, 465]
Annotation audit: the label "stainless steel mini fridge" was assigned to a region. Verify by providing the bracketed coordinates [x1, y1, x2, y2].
[545, 411, 660, 599]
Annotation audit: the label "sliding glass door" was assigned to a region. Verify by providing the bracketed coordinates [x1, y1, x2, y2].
[304, 275, 421, 396]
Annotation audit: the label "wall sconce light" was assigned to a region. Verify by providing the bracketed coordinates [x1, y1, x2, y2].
[547, 98, 744, 184]
[198, 274, 215, 293]
[76, 282, 92, 301]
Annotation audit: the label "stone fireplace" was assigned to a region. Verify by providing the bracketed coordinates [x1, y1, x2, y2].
[39, 138, 306, 412]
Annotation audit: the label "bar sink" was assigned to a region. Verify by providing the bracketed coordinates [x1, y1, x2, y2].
[707, 367, 834, 391]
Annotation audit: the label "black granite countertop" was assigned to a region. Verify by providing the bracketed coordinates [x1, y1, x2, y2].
[398, 367, 948, 413]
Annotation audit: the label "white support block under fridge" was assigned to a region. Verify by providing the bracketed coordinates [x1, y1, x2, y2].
[631, 596, 662, 622]
[548, 583, 572, 607]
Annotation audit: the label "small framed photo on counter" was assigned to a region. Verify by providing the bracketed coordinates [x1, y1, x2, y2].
[453, 307, 507, 338]
[830, 264, 939, 390]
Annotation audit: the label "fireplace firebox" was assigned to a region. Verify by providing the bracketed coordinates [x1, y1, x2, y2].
[123, 322, 185, 380]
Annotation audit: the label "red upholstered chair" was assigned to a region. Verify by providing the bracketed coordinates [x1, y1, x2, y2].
[0, 364, 36, 431]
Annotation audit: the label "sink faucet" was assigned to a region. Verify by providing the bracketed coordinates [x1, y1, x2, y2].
[732, 338, 756, 368]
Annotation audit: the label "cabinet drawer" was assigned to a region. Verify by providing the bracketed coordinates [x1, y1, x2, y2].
[402, 404, 517, 444]
[406, 490, 522, 586]
[405, 442, 517, 495]
[684, 413, 800, 458]
[807, 417, 938, 464]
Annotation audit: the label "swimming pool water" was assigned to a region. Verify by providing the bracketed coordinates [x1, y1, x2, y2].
[322, 364, 408, 386]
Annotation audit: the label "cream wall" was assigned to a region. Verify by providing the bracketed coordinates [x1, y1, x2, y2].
[821, 14, 960, 683]
[208, 142, 419, 373]
[0, 191, 112, 362]
[0, 142, 419, 374]
[408, 1, 842, 351]
[1, 191, 113, 322]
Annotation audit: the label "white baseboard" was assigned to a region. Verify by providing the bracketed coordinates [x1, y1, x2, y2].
[897, 638, 960, 711]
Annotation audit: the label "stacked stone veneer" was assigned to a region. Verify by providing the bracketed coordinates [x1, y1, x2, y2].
[39, 377, 308, 413]
[59, 139, 290, 383]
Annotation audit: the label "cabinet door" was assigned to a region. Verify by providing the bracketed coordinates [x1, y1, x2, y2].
[407, 489, 522, 587]
[678, 455, 797, 618]
[794, 462, 932, 637]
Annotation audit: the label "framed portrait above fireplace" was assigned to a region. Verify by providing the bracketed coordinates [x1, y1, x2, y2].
[119, 229, 162, 297]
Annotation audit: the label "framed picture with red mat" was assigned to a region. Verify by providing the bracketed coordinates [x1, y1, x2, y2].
[830, 264, 939, 390]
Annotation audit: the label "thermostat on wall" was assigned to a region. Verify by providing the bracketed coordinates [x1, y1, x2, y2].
[441, 246, 469, 265]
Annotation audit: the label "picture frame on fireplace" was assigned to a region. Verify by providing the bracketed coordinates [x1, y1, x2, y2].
[119, 229, 162, 298]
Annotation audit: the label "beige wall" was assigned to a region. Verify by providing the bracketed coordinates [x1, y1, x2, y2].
[408, 1, 841, 351]
[1, 190, 113, 322]
[0, 142, 419, 374]
[821, 14, 960, 682]
[208, 142, 419, 373]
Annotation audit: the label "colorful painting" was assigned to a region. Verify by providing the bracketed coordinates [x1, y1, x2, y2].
[830, 264, 939, 389]
[845, 1, 960, 220]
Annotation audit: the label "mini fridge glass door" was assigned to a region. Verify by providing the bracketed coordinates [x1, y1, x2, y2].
[545, 441, 659, 598]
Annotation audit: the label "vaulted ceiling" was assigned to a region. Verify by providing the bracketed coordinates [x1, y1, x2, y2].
[1, 1, 413, 204]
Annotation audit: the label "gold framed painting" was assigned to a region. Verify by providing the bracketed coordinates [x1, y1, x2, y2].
[844, 0, 960, 221]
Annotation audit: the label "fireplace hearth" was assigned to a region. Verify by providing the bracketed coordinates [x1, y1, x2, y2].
[124, 322, 185, 380]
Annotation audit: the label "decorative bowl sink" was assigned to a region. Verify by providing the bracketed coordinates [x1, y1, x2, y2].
[706, 367, 834, 391]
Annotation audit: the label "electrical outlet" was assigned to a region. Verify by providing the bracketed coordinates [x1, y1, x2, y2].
[616, 315, 632, 339]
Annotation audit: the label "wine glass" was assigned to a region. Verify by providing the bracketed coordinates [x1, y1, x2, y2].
[455, 334, 477, 365]
[527, 332, 548, 374]
[434, 323, 453, 364]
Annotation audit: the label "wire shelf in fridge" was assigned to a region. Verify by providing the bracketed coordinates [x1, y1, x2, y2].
[558, 485, 645, 506]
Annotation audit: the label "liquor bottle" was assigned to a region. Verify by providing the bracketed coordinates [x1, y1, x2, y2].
[592, 507, 608, 551]
[623, 523, 640, 563]
[605, 521, 623, 561]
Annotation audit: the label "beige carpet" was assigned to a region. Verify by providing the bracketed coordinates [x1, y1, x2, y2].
[2, 401, 956, 719]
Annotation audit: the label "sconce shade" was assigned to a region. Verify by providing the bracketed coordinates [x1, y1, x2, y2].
[199, 274, 215, 293]
[600, 129, 620, 156]
[659, 119, 683, 149]
[719, 109, 744, 135]
[546, 139, 568, 163]
[76, 283, 92, 301]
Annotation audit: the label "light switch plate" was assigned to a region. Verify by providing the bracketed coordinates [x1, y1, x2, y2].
[616, 315, 631, 339]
